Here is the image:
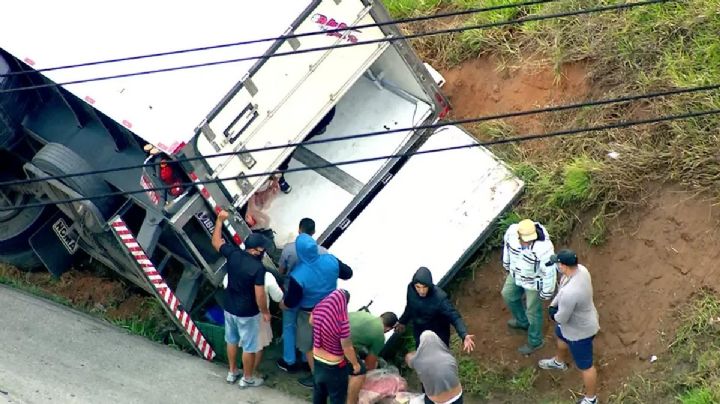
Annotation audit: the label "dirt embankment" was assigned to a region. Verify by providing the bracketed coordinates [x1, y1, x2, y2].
[440, 56, 720, 397]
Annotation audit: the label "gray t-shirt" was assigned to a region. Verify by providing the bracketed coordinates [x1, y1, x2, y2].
[551, 264, 600, 341]
[279, 241, 328, 274]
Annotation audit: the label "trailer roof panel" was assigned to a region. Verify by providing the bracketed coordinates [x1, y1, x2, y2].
[0, 0, 313, 154]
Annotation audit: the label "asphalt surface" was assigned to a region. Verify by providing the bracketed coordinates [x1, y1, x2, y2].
[0, 285, 307, 404]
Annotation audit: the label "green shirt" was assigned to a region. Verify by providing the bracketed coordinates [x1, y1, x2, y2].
[349, 311, 385, 356]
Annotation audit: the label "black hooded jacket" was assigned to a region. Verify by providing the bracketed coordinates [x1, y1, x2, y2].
[398, 267, 469, 343]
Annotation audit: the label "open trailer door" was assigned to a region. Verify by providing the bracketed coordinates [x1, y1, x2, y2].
[331, 126, 525, 319]
[189, 0, 391, 210]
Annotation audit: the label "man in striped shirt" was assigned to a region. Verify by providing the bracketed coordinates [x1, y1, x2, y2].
[310, 289, 363, 404]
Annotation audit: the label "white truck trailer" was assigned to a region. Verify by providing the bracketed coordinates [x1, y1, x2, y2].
[0, 0, 523, 360]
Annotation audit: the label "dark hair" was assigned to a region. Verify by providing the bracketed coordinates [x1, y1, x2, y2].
[340, 289, 350, 305]
[380, 312, 398, 328]
[299, 218, 316, 235]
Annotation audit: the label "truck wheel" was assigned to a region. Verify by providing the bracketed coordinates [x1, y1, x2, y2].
[0, 249, 43, 271]
[0, 188, 53, 271]
[32, 143, 116, 232]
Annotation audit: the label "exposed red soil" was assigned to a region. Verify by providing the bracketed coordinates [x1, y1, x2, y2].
[441, 55, 720, 401]
[455, 188, 720, 401]
[442, 55, 589, 134]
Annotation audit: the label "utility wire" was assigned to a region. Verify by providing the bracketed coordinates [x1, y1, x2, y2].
[1, 82, 717, 189]
[0, 0, 671, 94]
[0, 0, 558, 78]
[3, 106, 717, 212]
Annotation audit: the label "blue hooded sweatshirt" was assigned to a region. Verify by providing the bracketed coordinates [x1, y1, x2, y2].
[290, 233, 340, 309]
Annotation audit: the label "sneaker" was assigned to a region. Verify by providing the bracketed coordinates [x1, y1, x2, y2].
[239, 377, 264, 388]
[507, 319, 529, 330]
[577, 396, 598, 404]
[298, 375, 314, 388]
[226, 369, 242, 384]
[277, 359, 301, 373]
[518, 341, 544, 355]
[279, 177, 292, 194]
[538, 357, 568, 370]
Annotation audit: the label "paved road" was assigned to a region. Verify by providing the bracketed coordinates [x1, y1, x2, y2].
[0, 285, 307, 404]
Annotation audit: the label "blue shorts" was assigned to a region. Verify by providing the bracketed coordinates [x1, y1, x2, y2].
[224, 312, 261, 353]
[555, 324, 595, 370]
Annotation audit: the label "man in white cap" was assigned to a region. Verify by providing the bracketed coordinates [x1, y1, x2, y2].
[501, 218, 556, 354]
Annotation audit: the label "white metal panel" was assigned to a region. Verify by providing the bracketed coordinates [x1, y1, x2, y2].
[0, 0, 313, 154]
[331, 126, 524, 320]
[196, 0, 389, 209]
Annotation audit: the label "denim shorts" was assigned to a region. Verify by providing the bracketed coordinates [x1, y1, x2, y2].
[555, 324, 595, 370]
[224, 311, 261, 353]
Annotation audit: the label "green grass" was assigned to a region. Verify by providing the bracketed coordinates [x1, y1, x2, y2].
[110, 299, 170, 343]
[0, 266, 71, 306]
[609, 289, 720, 403]
[383, 0, 444, 18]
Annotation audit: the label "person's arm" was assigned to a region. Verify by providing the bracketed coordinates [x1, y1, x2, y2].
[338, 259, 353, 280]
[552, 291, 578, 324]
[396, 290, 411, 332]
[502, 226, 512, 271]
[212, 210, 229, 252]
[340, 322, 361, 375]
[254, 269, 269, 322]
[536, 243, 558, 300]
[440, 297, 475, 353]
[365, 354, 378, 371]
[265, 272, 284, 303]
[281, 277, 303, 309]
[278, 246, 291, 275]
[404, 352, 417, 369]
[440, 297, 468, 340]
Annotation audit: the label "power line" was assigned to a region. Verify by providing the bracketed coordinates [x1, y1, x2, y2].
[0, 0, 671, 94]
[1, 82, 717, 189]
[0, 0, 558, 78]
[3, 106, 717, 212]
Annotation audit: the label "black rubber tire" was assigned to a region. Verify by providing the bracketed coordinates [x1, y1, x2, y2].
[0, 248, 43, 271]
[31, 143, 115, 220]
[0, 202, 54, 271]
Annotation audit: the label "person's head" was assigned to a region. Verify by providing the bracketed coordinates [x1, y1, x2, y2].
[411, 267, 434, 298]
[517, 219, 538, 247]
[546, 248, 579, 275]
[298, 218, 316, 236]
[380, 312, 398, 333]
[340, 289, 350, 305]
[244, 233, 270, 259]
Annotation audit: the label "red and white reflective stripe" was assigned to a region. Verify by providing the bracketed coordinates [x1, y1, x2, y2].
[110, 217, 216, 361]
[188, 172, 243, 246]
[139, 175, 160, 205]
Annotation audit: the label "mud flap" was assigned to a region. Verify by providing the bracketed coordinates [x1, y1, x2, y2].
[29, 212, 79, 277]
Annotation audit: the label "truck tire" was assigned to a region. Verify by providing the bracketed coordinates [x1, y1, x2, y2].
[0, 197, 53, 271]
[0, 249, 43, 271]
[32, 143, 116, 230]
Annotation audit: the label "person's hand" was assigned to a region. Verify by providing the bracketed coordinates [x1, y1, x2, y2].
[548, 306, 558, 322]
[463, 335, 476, 353]
[262, 312, 271, 323]
[217, 210, 230, 222]
[394, 323, 406, 333]
[352, 362, 361, 375]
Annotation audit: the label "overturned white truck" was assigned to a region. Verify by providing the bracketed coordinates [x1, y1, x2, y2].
[0, 0, 523, 359]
